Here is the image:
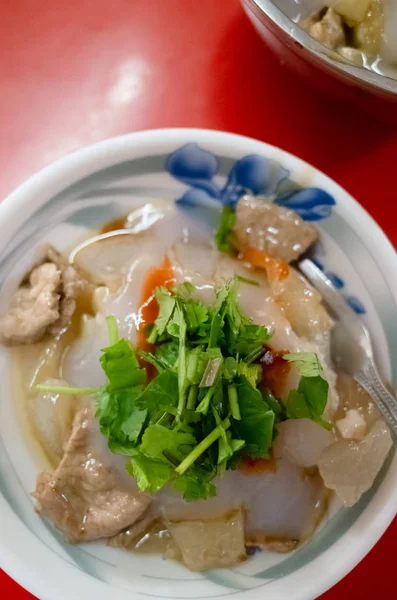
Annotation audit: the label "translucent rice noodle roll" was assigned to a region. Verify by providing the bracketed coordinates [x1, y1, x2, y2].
[275, 418, 335, 467]
[318, 420, 392, 506]
[62, 314, 109, 388]
[30, 378, 76, 460]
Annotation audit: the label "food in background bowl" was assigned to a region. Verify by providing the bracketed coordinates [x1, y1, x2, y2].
[1, 189, 392, 571]
[242, 0, 397, 107]
[297, 0, 397, 77]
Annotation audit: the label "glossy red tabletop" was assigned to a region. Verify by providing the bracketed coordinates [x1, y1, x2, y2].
[0, 1, 396, 599]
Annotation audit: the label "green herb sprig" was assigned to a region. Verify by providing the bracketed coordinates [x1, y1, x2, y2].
[37, 280, 331, 499]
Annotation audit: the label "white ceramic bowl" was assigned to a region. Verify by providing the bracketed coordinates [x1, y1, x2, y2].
[0, 129, 396, 600]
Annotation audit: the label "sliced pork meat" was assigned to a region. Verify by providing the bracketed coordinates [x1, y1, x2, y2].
[0, 263, 61, 344]
[233, 195, 318, 263]
[33, 409, 151, 543]
[0, 247, 86, 344]
[46, 247, 86, 336]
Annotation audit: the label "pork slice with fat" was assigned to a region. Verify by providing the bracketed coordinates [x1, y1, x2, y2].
[33, 408, 151, 543]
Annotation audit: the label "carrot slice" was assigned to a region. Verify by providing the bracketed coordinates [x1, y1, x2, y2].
[241, 247, 289, 281]
[137, 256, 175, 352]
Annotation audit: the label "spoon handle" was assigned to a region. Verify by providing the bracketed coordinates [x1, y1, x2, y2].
[356, 361, 397, 439]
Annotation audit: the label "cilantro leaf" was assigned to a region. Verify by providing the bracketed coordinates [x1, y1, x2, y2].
[166, 300, 185, 339]
[218, 431, 245, 464]
[261, 388, 285, 421]
[223, 356, 238, 380]
[95, 388, 119, 433]
[172, 470, 216, 501]
[230, 323, 271, 358]
[170, 282, 211, 337]
[95, 385, 147, 453]
[224, 279, 246, 336]
[208, 286, 228, 347]
[283, 352, 325, 378]
[147, 287, 175, 343]
[283, 352, 330, 428]
[173, 281, 196, 300]
[107, 438, 140, 456]
[223, 357, 261, 388]
[126, 453, 171, 493]
[286, 375, 330, 427]
[120, 407, 148, 442]
[155, 340, 179, 368]
[215, 205, 236, 254]
[140, 424, 196, 462]
[135, 370, 179, 423]
[236, 362, 262, 388]
[100, 339, 146, 389]
[220, 280, 271, 359]
[232, 376, 275, 458]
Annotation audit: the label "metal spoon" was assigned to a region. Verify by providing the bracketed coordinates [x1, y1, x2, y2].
[299, 258, 397, 438]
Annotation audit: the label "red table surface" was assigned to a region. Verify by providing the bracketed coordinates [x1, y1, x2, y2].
[0, 1, 396, 598]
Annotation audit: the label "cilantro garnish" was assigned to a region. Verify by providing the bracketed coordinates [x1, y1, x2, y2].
[36, 278, 332, 500]
[283, 352, 331, 429]
[100, 339, 146, 389]
[126, 453, 171, 493]
[214, 205, 236, 254]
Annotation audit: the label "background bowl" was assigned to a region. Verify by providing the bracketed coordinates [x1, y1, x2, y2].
[0, 129, 396, 600]
[241, 0, 397, 117]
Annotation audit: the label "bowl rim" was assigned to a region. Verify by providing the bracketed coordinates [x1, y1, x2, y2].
[246, 0, 397, 95]
[0, 128, 396, 600]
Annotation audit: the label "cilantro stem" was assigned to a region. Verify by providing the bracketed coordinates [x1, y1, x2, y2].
[236, 275, 259, 287]
[214, 205, 236, 254]
[138, 350, 165, 373]
[187, 385, 198, 410]
[146, 325, 158, 345]
[196, 386, 215, 414]
[36, 384, 100, 395]
[162, 450, 179, 466]
[187, 350, 199, 382]
[208, 313, 222, 348]
[175, 417, 231, 474]
[245, 345, 264, 364]
[177, 306, 187, 415]
[106, 316, 119, 345]
[228, 384, 241, 420]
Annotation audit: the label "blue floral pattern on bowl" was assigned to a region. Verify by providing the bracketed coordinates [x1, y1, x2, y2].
[313, 259, 366, 314]
[166, 143, 365, 314]
[166, 143, 336, 220]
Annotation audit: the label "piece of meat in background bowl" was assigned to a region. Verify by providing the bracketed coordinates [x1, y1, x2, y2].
[241, 0, 397, 123]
